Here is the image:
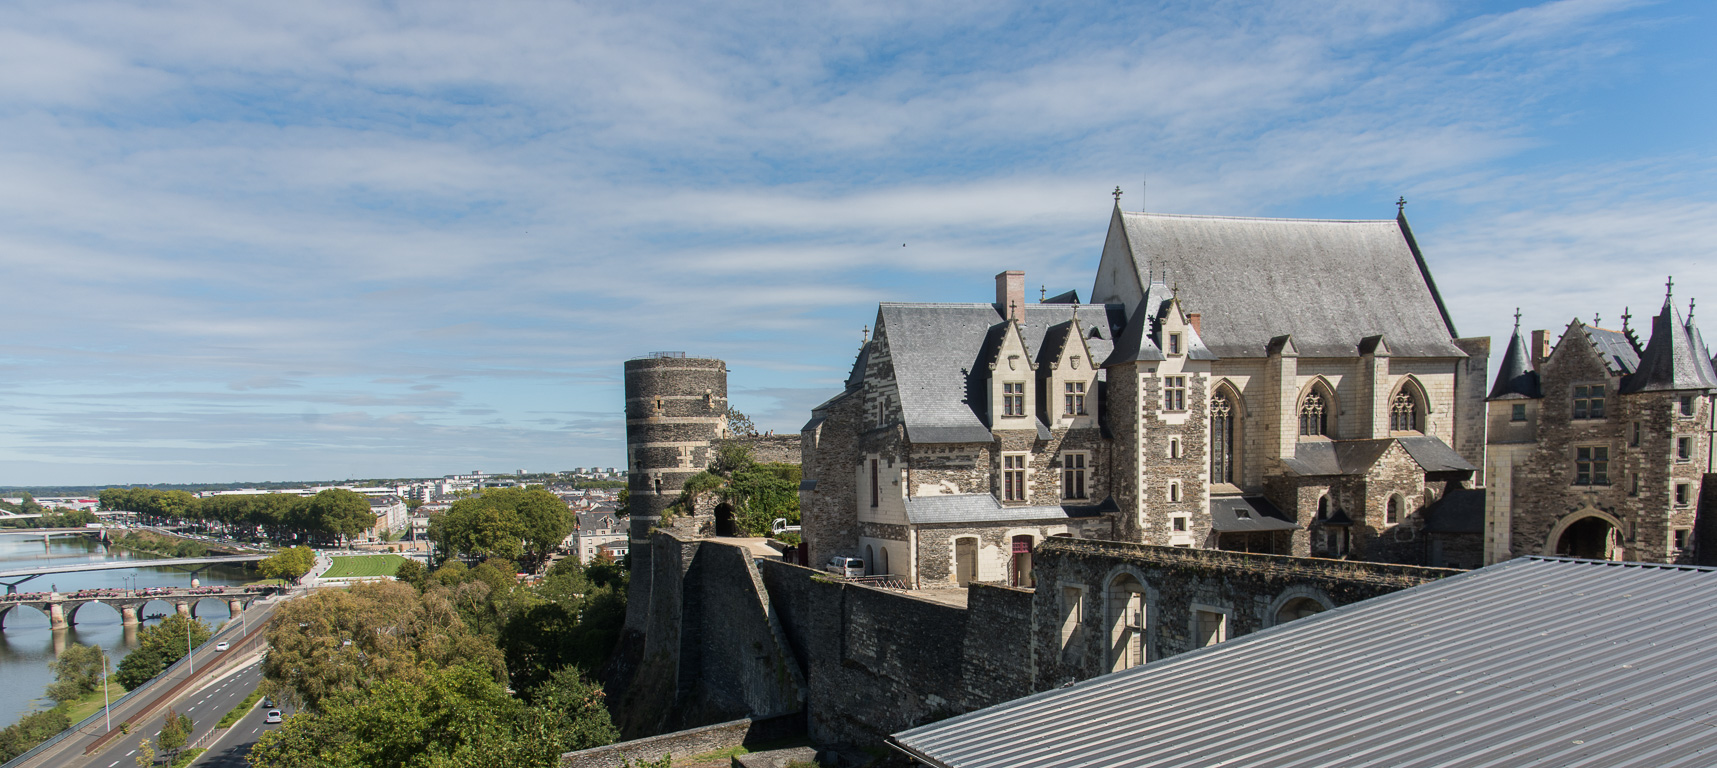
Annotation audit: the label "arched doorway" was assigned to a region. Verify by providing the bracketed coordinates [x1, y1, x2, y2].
[1106, 574, 1146, 673]
[864, 545, 875, 575]
[1010, 535, 1036, 587]
[1274, 597, 1327, 625]
[1555, 515, 1623, 560]
[879, 547, 889, 577]
[954, 538, 977, 586]
[713, 503, 736, 537]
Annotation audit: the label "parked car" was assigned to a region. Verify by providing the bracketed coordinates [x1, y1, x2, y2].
[825, 556, 865, 578]
[264, 710, 283, 724]
[263, 697, 275, 708]
[215, 641, 229, 652]
[771, 518, 801, 536]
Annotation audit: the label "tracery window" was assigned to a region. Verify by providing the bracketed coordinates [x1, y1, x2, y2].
[1299, 392, 1328, 437]
[1390, 391, 1419, 432]
[1210, 395, 1234, 485]
[1003, 454, 1027, 501]
[1003, 382, 1025, 417]
[1064, 381, 1087, 416]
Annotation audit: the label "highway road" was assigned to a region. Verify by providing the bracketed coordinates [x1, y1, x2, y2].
[19, 596, 285, 768]
[188, 679, 295, 768]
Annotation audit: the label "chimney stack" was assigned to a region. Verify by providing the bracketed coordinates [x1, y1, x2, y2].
[996, 271, 1025, 323]
[1187, 313, 1202, 336]
[1530, 329, 1551, 365]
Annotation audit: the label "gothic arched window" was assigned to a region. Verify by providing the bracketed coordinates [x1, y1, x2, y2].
[1211, 395, 1234, 485]
[1299, 392, 1327, 437]
[1391, 391, 1420, 432]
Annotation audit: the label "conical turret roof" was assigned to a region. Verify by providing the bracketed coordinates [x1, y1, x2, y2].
[1489, 312, 1541, 400]
[1622, 294, 1717, 394]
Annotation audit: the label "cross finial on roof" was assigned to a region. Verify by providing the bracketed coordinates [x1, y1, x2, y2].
[1667, 276, 1674, 299]
[1397, 196, 1407, 214]
[1071, 303, 1079, 324]
[1010, 300, 1018, 321]
[1513, 308, 1521, 330]
[1040, 285, 1046, 302]
[1621, 307, 1632, 331]
[1113, 186, 1123, 203]
[1690, 298, 1697, 322]
[1172, 283, 1180, 300]
[1594, 313, 1601, 327]
[861, 324, 869, 344]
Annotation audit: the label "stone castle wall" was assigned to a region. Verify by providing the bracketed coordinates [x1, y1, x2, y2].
[627, 533, 1454, 748]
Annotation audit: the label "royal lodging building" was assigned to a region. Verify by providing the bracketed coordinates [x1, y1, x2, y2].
[1486, 288, 1717, 565]
[800, 200, 1493, 588]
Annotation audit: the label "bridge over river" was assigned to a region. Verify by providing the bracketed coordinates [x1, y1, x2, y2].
[0, 585, 277, 630]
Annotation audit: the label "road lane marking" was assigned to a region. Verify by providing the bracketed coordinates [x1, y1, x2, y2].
[110, 761, 120, 767]
[127, 750, 135, 756]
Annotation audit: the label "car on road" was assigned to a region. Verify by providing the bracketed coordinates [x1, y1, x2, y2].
[264, 710, 283, 724]
[825, 556, 865, 578]
[263, 697, 275, 708]
[215, 641, 230, 651]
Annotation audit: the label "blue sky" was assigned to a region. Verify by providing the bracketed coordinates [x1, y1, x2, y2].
[2, 0, 1713, 485]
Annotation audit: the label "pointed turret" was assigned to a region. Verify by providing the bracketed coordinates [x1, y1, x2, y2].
[1622, 281, 1717, 394]
[1685, 299, 1717, 389]
[1489, 309, 1542, 399]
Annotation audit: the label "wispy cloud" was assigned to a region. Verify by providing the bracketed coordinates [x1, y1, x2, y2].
[0, 0, 1711, 483]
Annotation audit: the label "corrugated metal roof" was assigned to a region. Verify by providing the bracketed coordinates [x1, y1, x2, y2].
[892, 557, 1717, 768]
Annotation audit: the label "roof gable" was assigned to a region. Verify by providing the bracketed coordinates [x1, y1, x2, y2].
[1093, 212, 1466, 358]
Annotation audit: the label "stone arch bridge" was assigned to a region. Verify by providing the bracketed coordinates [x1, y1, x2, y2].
[0, 586, 276, 630]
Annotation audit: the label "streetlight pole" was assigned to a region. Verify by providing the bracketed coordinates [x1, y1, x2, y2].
[186, 616, 194, 676]
[100, 646, 111, 732]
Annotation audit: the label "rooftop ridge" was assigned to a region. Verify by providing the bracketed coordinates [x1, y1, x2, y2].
[1118, 210, 1399, 225]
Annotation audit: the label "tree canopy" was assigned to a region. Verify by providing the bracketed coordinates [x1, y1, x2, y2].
[428, 488, 571, 568]
[98, 487, 375, 545]
[46, 643, 105, 704]
[115, 615, 211, 691]
[258, 546, 317, 583]
[671, 443, 800, 536]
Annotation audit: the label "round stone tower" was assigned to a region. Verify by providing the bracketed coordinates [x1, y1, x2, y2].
[622, 353, 727, 628]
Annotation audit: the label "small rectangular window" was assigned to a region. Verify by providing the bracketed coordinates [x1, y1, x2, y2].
[1163, 376, 1186, 412]
[1003, 454, 1027, 501]
[1631, 421, 1642, 447]
[1511, 404, 1526, 422]
[1064, 381, 1087, 416]
[1060, 587, 1084, 650]
[1676, 483, 1691, 506]
[1678, 437, 1693, 462]
[1195, 610, 1226, 648]
[1172, 516, 1187, 532]
[1681, 396, 1696, 416]
[1674, 529, 1691, 551]
[1168, 481, 1182, 502]
[1573, 385, 1605, 419]
[1575, 446, 1609, 485]
[1168, 333, 1182, 355]
[1003, 382, 1025, 417]
[1630, 472, 1640, 497]
[1062, 453, 1088, 500]
[870, 459, 879, 508]
[1168, 437, 1182, 459]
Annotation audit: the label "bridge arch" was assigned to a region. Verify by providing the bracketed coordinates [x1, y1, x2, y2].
[0, 602, 52, 629]
[138, 598, 181, 623]
[189, 596, 234, 621]
[65, 599, 123, 626]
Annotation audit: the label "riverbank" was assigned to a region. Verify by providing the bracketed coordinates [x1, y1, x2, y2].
[0, 679, 125, 762]
[107, 530, 246, 558]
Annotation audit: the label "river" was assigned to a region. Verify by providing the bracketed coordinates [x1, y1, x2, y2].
[0, 531, 256, 728]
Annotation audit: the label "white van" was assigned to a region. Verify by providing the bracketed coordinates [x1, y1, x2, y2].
[771, 518, 801, 536]
[825, 556, 865, 578]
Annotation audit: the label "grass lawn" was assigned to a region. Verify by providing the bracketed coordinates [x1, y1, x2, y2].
[60, 679, 127, 724]
[323, 554, 409, 578]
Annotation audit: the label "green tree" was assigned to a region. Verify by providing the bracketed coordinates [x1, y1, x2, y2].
[394, 558, 428, 591]
[157, 708, 191, 757]
[19, 493, 42, 515]
[45, 642, 105, 704]
[257, 546, 317, 583]
[0, 709, 71, 762]
[429, 488, 570, 569]
[132, 737, 154, 768]
[302, 489, 373, 544]
[724, 406, 757, 437]
[262, 580, 505, 710]
[115, 616, 212, 691]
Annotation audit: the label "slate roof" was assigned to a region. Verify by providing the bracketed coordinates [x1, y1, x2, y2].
[891, 557, 1717, 768]
[1489, 326, 1542, 399]
[902, 494, 1105, 525]
[1283, 436, 1473, 477]
[1622, 300, 1717, 393]
[1104, 212, 1467, 358]
[878, 302, 1119, 444]
[1572, 323, 1642, 376]
[1208, 496, 1298, 532]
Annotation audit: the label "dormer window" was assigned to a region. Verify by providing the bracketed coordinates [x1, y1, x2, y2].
[1064, 381, 1087, 416]
[1168, 333, 1182, 355]
[1003, 382, 1025, 417]
[1573, 385, 1605, 420]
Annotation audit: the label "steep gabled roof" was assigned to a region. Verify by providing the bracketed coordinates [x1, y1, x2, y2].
[877, 302, 1119, 444]
[1489, 324, 1542, 399]
[1097, 212, 1467, 358]
[1622, 299, 1716, 394]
